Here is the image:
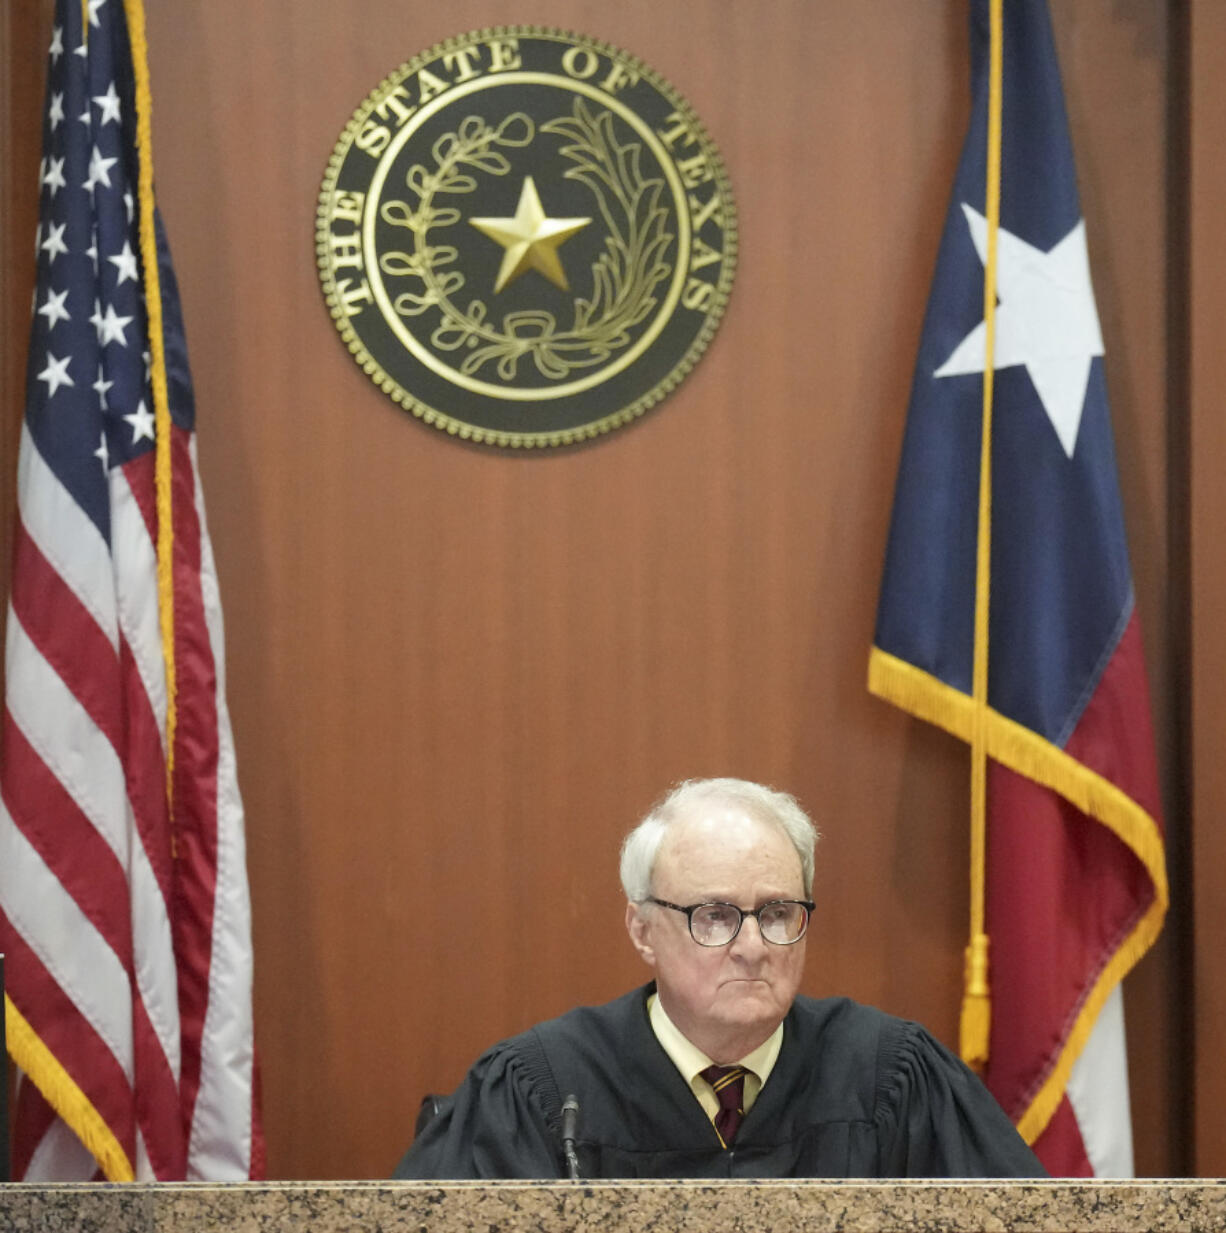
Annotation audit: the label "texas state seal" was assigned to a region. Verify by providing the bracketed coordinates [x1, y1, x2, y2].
[316, 27, 736, 448]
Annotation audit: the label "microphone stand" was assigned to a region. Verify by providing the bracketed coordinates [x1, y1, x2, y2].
[560, 1094, 581, 1181]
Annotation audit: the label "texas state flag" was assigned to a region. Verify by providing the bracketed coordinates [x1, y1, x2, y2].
[869, 0, 1167, 1176]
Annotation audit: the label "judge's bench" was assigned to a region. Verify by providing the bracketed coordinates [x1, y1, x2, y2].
[0, 1179, 1222, 1232]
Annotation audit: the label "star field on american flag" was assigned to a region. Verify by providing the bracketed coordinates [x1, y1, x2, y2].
[29, 0, 182, 542]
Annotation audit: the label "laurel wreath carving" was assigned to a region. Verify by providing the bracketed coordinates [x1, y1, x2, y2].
[377, 102, 675, 382]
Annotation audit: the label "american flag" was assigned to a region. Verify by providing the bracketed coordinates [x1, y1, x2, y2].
[869, 0, 1167, 1176]
[0, 0, 263, 1180]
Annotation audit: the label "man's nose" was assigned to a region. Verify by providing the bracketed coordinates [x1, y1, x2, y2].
[729, 913, 768, 956]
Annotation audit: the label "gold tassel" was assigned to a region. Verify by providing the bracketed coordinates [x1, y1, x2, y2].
[959, 932, 990, 1071]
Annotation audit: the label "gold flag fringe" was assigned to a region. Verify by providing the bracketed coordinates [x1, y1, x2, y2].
[868, 646, 1169, 1143]
[5, 994, 135, 1180]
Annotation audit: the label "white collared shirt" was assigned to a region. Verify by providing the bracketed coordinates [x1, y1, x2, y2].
[647, 991, 783, 1124]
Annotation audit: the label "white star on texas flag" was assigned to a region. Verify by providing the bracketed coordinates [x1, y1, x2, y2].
[934, 204, 1104, 459]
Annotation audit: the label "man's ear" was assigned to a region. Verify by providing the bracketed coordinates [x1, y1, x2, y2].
[626, 901, 657, 967]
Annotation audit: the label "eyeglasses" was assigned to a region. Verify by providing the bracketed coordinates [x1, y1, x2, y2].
[646, 897, 815, 947]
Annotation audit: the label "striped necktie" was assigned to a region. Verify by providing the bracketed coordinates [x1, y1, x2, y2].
[700, 1064, 748, 1148]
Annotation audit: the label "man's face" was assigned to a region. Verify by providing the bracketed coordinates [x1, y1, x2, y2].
[625, 801, 808, 1061]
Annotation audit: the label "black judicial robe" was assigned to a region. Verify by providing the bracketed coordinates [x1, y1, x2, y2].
[394, 984, 1045, 1179]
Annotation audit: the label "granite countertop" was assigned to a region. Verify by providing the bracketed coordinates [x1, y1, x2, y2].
[1, 1179, 1224, 1233]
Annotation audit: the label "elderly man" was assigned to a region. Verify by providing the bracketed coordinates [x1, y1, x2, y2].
[394, 778, 1043, 1178]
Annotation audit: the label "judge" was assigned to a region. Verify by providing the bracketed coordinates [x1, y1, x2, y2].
[394, 778, 1044, 1179]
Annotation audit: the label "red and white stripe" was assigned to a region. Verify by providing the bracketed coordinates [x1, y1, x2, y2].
[1065, 986, 1133, 1177]
[1, 420, 260, 1180]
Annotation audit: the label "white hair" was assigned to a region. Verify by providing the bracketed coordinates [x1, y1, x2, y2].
[619, 778, 819, 902]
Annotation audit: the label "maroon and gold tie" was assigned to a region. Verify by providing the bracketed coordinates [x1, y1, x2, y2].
[700, 1064, 748, 1148]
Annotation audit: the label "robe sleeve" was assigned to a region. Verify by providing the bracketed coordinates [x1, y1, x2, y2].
[392, 1034, 566, 1180]
[873, 1020, 1048, 1177]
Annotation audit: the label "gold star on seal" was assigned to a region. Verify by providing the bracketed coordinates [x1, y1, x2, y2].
[469, 177, 591, 294]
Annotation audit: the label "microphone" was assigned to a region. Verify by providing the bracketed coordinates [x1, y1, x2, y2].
[560, 1094, 581, 1180]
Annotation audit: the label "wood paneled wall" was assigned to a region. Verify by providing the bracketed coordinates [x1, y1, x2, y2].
[2, 0, 1217, 1180]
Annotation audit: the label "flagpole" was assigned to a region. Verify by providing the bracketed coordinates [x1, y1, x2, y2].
[960, 0, 1003, 1071]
